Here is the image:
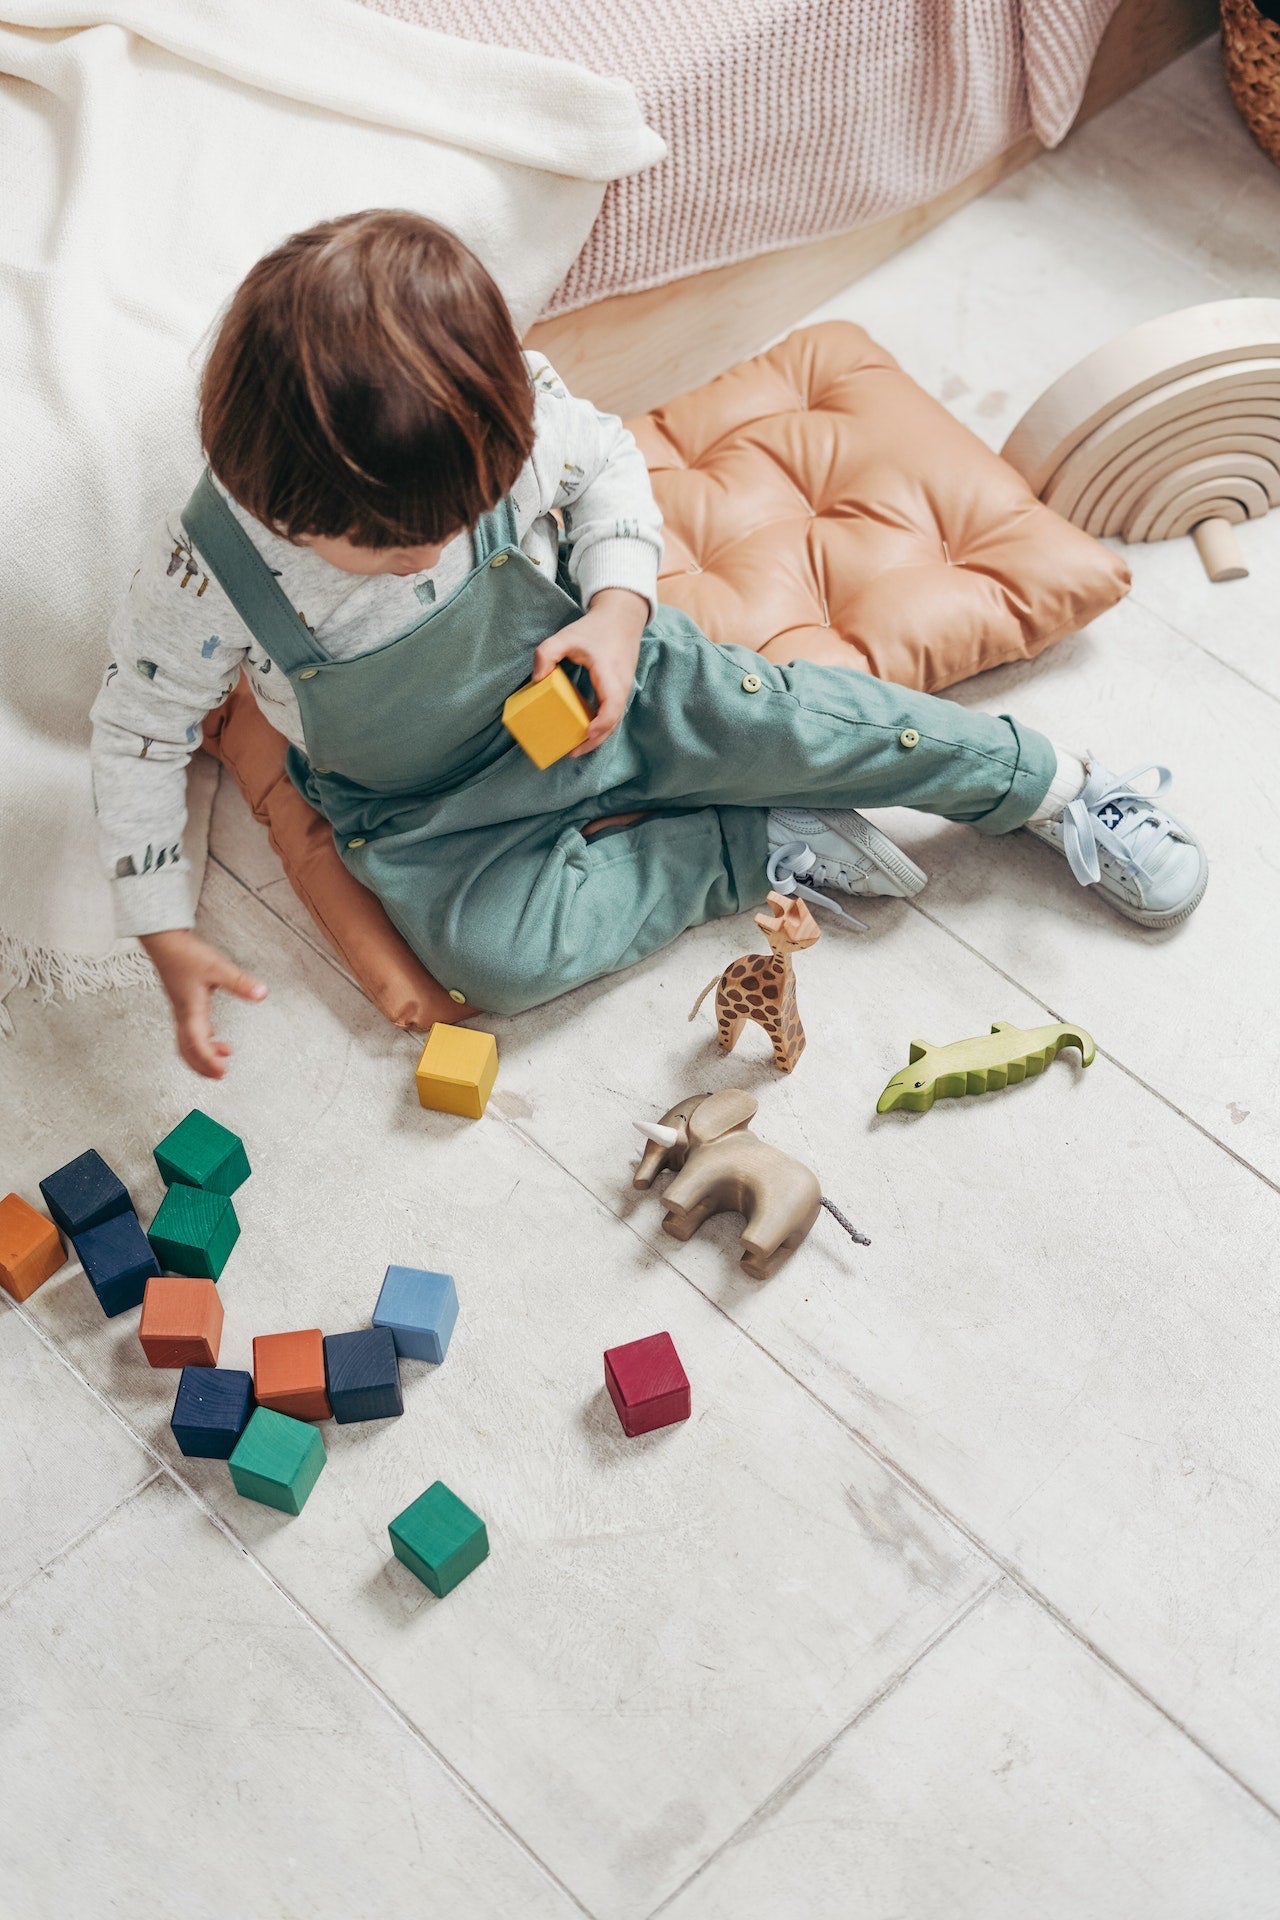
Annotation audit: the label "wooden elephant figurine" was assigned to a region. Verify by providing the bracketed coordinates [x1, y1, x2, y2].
[633, 1088, 823, 1279]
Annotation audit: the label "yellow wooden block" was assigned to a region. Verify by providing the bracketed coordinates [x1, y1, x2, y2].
[415, 1024, 499, 1119]
[502, 667, 591, 769]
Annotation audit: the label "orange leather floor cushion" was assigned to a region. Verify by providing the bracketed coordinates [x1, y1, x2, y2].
[202, 319, 1129, 1031]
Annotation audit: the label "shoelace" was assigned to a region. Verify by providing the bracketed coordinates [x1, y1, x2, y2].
[766, 839, 868, 929]
[1059, 755, 1176, 887]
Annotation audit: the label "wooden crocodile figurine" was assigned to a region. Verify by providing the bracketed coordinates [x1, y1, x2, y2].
[876, 1020, 1096, 1114]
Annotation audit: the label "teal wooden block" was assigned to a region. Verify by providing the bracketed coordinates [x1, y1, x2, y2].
[389, 1481, 488, 1597]
[154, 1108, 250, 1196]
[148, 1185, 239, 1280]
[228, 1407, 325, 1514]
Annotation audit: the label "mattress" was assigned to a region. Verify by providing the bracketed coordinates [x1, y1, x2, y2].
[355, 0, 1123, 317]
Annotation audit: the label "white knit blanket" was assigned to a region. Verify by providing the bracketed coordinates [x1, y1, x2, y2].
[0, 0, 662, 1019]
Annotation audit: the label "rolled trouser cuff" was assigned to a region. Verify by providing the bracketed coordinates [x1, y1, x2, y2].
[969, 715, 1058, 837]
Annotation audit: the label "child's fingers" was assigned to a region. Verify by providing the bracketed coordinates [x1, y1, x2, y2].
[175, 987, 227, 1080]
[531, 633, 574, 681]
[213, 960, 268, 1004]
[570, 666, 628, 756]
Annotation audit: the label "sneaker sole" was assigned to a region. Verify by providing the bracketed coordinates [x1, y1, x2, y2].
[1095, 844, 1209, 930]
[1027, 824, 1209, 930]
[815, 810, 928, 898]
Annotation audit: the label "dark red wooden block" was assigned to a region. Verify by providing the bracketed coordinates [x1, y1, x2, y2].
[603, 1330, 690, 1438]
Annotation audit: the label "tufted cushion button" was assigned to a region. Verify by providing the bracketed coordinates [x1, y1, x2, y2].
[347, 836, 366, 848]
[448, 989, 467, 1004]
[490, 553, 508, 568]
[741, 672, 762, 693]
[298, 667, 319, 680]
[899, 728, 920, 749]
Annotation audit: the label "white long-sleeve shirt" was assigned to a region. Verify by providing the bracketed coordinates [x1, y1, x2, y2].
[90, 355, 663, 937]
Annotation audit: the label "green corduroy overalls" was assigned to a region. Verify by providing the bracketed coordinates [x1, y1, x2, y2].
[182, 472, 1056, 1014]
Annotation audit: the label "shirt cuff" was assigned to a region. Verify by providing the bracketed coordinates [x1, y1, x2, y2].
[110, 868, 195, 939]
[576, 539, 659, 624]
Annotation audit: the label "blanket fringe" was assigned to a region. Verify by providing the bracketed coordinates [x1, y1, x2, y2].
[0, 929, 156, 1034]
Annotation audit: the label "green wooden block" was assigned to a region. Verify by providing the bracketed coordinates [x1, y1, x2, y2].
[389, 1480, 489, 1597]
[154, 1109, 250, 1196]
[148, 1185, 239, 1279]
[229, 1407, 325, 1515]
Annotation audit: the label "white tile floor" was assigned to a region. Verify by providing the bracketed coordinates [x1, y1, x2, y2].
[3, 38, 1280, 1920]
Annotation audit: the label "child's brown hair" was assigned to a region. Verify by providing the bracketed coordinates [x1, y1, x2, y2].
[199, 210, 535, 548]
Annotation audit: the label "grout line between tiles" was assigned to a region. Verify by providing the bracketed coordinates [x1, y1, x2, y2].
[1115, 571, 1280, 711]
[902, 898, 1280, 1200]
[495, 1114, 1280, 1839]
[207, 849, 362, 989]
[4, 1297, 597, 1920]
[0, 1467, 164, 1613]
[645, 1574, 1002, 1919]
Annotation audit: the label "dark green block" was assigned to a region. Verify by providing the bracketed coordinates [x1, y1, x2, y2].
[154, 1109, 250, 1196]
[148, 1185, 239, 1279]
[229, 1407, 325, 1515]
[389, 1481, 489, 1597]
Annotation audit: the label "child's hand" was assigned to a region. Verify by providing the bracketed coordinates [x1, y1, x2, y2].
[531, 587, 648, 757]
[140, 929, 268, 1079]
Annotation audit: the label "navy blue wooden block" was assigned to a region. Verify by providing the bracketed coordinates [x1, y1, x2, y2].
[323, 1328, 403, 1424]
[40, 1149, 131, 1238]
[170, 1366, 255, 1458]
[73, 1209, 160, 1317]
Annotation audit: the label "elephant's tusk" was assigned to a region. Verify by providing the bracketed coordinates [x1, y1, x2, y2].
[635, 1121, 679, 1148]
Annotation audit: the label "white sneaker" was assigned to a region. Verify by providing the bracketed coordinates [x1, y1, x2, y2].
[1025, 754, 1208, 928]
[767, 808, 927, 927]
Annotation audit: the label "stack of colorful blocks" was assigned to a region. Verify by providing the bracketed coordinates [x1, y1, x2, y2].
[2, 1112, 489, 1600]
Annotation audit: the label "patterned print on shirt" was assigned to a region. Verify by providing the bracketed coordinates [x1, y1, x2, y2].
[414, 578, 437, 606]
[136, 660, 159, 680]
[167, 533, 210, 596]
[115, 841, 182, 880]
[200, 635, 220, 658]
[614, 517, 640, 540]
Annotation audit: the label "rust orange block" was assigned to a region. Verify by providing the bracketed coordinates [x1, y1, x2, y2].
[138, 1275, 224, 1369]
[253, 1328, 331, 1422]
[0, 1193, 64, 1302]
[502, 667, 590, 769]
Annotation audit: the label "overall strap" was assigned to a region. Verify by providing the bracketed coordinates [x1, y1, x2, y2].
[471, 494, 518, 565]
[180, 469, 325, 674]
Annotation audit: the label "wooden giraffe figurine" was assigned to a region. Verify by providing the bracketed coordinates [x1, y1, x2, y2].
[689, 891, 821, 1073]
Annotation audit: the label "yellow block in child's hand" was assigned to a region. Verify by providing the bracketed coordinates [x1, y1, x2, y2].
[502, 667, 591, 769]
[415, 1024, 499, 1120]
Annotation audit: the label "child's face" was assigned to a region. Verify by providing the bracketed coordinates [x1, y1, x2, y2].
[297, 531, 460, 577]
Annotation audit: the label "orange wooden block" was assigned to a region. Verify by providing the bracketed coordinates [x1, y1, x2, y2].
[0, 1192, 64, 1302]
[253, 1328, 331, 1422]
[138, 1274, 224, 1369]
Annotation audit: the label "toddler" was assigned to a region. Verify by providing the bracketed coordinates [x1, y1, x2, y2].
[90, 211, 1207, 1078]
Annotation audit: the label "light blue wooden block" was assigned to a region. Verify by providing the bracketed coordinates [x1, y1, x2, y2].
[372, 1265, 458, 1363]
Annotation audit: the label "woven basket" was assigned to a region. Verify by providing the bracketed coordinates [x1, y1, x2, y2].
[1222, 0, 1280, 164]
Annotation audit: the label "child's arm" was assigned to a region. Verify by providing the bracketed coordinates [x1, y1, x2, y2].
[523, 359, 663, 754]
[91, 513, 267, 1077]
